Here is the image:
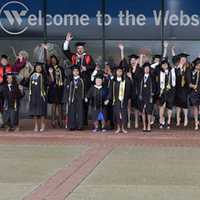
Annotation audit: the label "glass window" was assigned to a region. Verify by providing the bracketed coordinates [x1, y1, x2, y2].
[47, 0, 102, 40]
[105, 40, 162, 65]
[105, 0, 162, 40]
[164, 0, 200, 40]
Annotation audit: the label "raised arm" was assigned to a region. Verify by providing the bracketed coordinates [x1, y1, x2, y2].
[118, 43, 125, 61]
[163, 41, 168, 59]
[63, 32, 74, 61]
[171, 45, 176, 57]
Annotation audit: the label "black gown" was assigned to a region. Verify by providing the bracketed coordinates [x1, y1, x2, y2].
[67, 77, 85, 130]
[130, 66, 143, 109]
[47, 65, 64, 104]
[108, 77, 131, 127]
[1, 84, 24, 128]
[188, 70, 200, 106]
[29, 73, 47, 117]
[175, 67, 190, 108]
[157, 69, 176, 109]
[138, 74, 155, 114]
[86, 85, 107, 121]
[63, 49, 96, 125]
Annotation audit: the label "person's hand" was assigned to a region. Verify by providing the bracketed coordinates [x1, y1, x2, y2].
[18, 85, 23, 91]
[66, 32, 73, 41]
[81, 66, 87, 71]
[85, 98, 88, 102]
[104, 100, 109, 105]
[118, 43, 124, 51]
[41, 43, 48, 50]
[127, 72, 132, 79]
[163, 41, 168, 48]
[48, 67, 53, 74]
[171, 45, 175, 51]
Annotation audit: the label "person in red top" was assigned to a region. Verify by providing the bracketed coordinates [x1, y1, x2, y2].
[0, 55, 12, 83]
[0, 55, 12, 127]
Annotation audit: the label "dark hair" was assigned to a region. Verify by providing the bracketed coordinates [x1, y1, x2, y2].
[50, 55, 59, 65]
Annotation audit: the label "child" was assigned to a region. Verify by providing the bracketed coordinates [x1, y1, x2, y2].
[108, 66, 131, 134]
[67, 65, 85, 130]
[1, 73, 24, 132]
[138, 63, 155, 132]
[29, 63, 47, 132]
[86, 72, 108, 132]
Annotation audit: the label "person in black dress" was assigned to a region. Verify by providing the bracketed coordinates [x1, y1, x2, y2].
[157, 60, 176, 129]
[91, 62, 114, 130]
[63, 32, 96, 126]
[1, 73, 24, 132]
[188, 58, 200, 130]
[47, 55, 64, 128]
[29, 63, 47, 132]
[138, 63, 156, 132]
[118, 43, 143, 129]
[67, 65, 85, 130]
[108, 66, 131, 134]
[175, 53, 191, 127]
[86, 72, 108, 133]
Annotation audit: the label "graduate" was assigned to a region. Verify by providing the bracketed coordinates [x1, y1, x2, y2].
[47, 55, 64, 128]
[86, 72, 108, 132]
[157, 60, 176, 129]
[126, 54, 143, 129]
[138, 63, 156, 132]
[67, 65, 85, 130]
[188, 58, 200, 130]
[29, 63, 47, 132]
[118, 43, 143, 129]
[0, 73, 24, 132]
[108, 66, 131, 134]
[63, 32, 96, 126]
[175, 53, 191, 127]
[91, 62, 114, 130]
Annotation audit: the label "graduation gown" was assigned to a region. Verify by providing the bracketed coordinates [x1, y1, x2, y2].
[67, 77, 85, 130]
[108, 77, 131, 127]
[188, 70, 200, 106]
[157, 68, 176, 109]
[129, 66, 143, 109]
[1, 84, 24, 127]
[47, 65, 64, 104]
[29, 73, 47, 117]
[175, 67, 190, 108]
[138, 74, 155, 114]
[86, 85, 107, 121]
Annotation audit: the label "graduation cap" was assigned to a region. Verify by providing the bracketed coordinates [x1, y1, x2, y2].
[71, 64, 80, 71]
[4, 72, 17, 77]
[95, 71, 104, 80]
[75, 42, 86, 47]
[161, 59, 169, 65]
[115, 65, 124, 71]
[192, 57, 200, 66]
[128, 54, 139, 60]
[177, 53, 190, 58]
[153, 54, 162, 60]
[1, 54, 8, 59]
[142, 62, 151, 68]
